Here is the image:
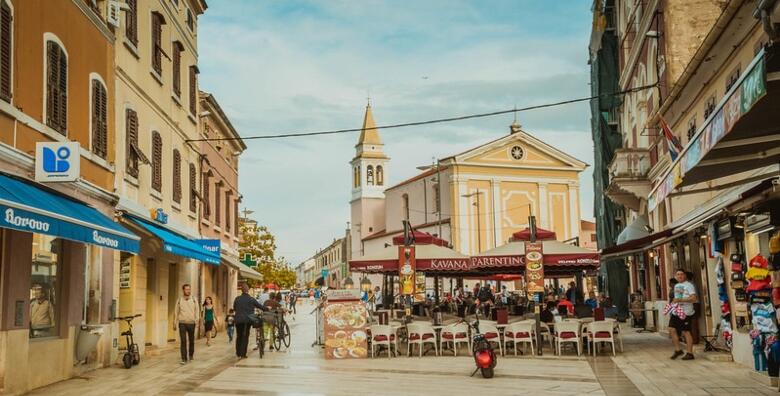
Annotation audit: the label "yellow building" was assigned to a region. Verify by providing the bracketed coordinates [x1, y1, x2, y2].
[352, 105, 588, 263]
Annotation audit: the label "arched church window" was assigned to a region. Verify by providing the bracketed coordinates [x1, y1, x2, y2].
[354, 166, 361, 188]
[376, 166, 384, 186]
[367, 165, 374, 185]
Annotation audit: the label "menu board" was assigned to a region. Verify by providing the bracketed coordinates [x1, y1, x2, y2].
[119, 258, 131, 289]
[323, 300, 368, 359]
[525, 242, 544, 294]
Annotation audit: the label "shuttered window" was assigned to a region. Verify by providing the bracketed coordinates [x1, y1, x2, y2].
[189, 66, 197, 115]
[0, 0, 12, 102]
[126, 109, 140, 177]
[151, 131, 162, 192]
[91, 79, 108, 159]
[151, 12, 164, 75]
[172, 42, 183, 96]
[46, 41, 67, 134]
[234, 200, 239, 236]
[189, 163, 197, 212]
[125, 0, 138, 45]
[202, 172, 211, 217]
[172, 149, 182, 203]
[225, 190, 232, 233]
[214, 182, 221, 226]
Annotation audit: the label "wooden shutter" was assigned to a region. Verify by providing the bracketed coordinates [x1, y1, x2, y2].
[172, 42, 182, 96]
[189, 66, 197, 115]
[0, 1, 11, 102]
[234, 200, 239, 236]
[225, 190, 231, 232]
[172, 149, 181, 203]
[125, 0, 138, 45]
[214, 183, 221, 226]
[126, 109, 139, 177]
[152, 132, 162, 192]
[46, 41, 67, 134]
[91, 80, 107, 159]
[202, 173, 210, 217]
[189, 163, 197, 212]
[151, 13, 162, 74]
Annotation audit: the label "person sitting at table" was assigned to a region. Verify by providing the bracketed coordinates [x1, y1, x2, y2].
[584, 292, 598, 310]
[557, 297, 574, 316]
[602, 297, 618, 318]
[540, 301, 557, 323]
[574, 303, 593, 318]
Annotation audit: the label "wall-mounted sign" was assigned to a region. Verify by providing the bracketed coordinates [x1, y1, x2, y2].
[119, 258, 131, 289]
[35, 142, 80, 182]
[149, 208, 168, 224]
[195, 239, 221, 255]
[321, 268, 329, 278]
[399, 246, 416, 296]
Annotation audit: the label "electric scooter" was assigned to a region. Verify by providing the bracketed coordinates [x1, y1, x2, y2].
[463, 308, 498, 378]
[116, 314, 142, 369]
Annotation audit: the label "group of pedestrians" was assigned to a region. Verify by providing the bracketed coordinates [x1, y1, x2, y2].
[171, 283, 303, 364]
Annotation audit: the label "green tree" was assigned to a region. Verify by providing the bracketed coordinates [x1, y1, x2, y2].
[238, 221, 296, 288]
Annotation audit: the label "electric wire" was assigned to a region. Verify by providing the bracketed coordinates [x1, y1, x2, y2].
[186, 83, 658, 142]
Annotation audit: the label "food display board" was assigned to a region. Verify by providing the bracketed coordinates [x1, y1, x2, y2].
[323, 291, 368, 360]
[525, 241, 544, 294]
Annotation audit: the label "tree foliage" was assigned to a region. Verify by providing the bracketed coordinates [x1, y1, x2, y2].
[238, 221, 296, 288]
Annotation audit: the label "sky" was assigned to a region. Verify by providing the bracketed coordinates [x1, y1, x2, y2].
[198, 0, 595, 265]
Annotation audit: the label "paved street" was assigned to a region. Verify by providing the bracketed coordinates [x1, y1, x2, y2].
[27, 303, 777, 396]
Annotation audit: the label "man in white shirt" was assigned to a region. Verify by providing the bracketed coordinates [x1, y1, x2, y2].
[258, 287, 270, 305]
[669, 269, 697, 360]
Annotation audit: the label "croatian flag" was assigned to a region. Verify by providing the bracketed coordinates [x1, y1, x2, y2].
[660, 117, 683, 161]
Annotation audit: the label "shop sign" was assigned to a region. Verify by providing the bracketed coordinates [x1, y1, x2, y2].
[150, 208, 168, 224]
[648, 54, 767, 211]
[470, 255, 523, 269]
[428, 258, 470, 271]
[35, 142, 80, 182]
[119, 258, 131, 289]
[399, 246, 416, 296]
[196, 239, 221, 255]
[525, 242, 544, 294]
[321, 268, 329, 278]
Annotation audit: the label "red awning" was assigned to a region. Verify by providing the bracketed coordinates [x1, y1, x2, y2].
[391, 231, 449, 246]
[471, 239, 600, 274]
[349, 244, 469, 274]
[511, 227, 557, 241]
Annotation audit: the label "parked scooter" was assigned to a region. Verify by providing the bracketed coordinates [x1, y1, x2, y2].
[116, 314, 142, 369]
[462, 307, 497, 378]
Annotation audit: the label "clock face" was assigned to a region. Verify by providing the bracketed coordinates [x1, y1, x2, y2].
[510, 146, 524, 160]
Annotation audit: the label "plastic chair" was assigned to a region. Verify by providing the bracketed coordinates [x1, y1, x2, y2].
[370, 325, 397, 358]
[554, 321, 582, 357]
[503, 321, 534, 356]
[479, 321, 504, 356]
[604, 318, 624, 352]
[440, 322, 470, 356]
[406, 323, 438, 357]
[588, 321, 617, 356]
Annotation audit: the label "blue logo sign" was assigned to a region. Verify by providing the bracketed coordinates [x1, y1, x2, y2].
[321, 268, 329, 278]
[42, 146, 71, 173]
[151, 208, 168, 224]
[196, 239, 221, 254]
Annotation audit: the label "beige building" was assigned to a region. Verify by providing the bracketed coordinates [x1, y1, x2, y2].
[113, 0, 211, 354]
[352, 104, 589, 265]
[312, 234, 349, 288]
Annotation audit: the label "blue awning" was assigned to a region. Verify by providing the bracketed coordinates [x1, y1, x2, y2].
[125, 216, 220, 265]
[0, 173, 140, 253]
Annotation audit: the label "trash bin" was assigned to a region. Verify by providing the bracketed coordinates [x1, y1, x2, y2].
[75, 325, 105, 363]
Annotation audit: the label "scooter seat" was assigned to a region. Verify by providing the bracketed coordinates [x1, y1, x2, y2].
[121, 331, 132, 336]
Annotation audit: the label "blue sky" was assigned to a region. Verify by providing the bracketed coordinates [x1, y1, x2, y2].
[198, 0, 595, 265]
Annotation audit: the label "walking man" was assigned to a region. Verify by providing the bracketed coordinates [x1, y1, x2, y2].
[669, 269, 697, 360]
[288, 291, 297, 319]
[233, 282, 267, 358]
[173, 284, 199, 364]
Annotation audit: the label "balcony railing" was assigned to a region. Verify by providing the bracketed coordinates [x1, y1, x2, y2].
[608, 148, 650, 180]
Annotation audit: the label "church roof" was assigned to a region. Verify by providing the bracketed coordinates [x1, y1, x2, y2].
[356, 104, 382, 146]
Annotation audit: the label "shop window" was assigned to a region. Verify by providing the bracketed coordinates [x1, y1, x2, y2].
[30, 234, 62, 338]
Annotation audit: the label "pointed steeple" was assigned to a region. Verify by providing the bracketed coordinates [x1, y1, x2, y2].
[356, 103, 382, 146]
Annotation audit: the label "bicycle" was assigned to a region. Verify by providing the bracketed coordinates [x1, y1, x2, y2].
[249, 313, 265, 359]
[272, 309, 291, 350]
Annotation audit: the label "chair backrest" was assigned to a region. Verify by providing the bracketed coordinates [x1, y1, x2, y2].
[407, 322, 434, 336]
[370, 325, 392, 339]
[443, 322, 468, 335]
[480, 322, 500, 335]
[555, 321, 581, 335]
[589, 321, 614, 338]
[503, 322, 524, 335]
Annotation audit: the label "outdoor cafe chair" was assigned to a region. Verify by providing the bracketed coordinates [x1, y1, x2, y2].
[603, 318, 624, 352]
[369, 325, 398, 358]
[406, 322, 438, 357]
[520, 319, 554, 350]
[440, 322, 470, 356]
[587, 321, 617, 356]
[479, 321, 504, 356]
[554, 321, 582, 357]
[503, 321, 534, 356]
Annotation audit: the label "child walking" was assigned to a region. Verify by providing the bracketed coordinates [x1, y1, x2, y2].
[226, 308, 236, 343]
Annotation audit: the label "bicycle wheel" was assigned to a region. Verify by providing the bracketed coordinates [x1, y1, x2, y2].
[257, 328, 265, 359]
[281, 322, 291, 348]
[273, 324, 282, 350]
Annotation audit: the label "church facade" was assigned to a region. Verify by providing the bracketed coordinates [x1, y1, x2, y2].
[350, 105, 589, 262]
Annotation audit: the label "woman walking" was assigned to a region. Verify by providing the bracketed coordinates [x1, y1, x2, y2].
[202, 297, 219, 346]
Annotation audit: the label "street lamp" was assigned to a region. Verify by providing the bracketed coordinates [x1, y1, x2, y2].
[360, 276, 372, 292]
[343, 277, 354, 289]
[462, 189, 484, 253]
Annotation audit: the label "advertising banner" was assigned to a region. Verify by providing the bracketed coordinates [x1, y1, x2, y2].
[323, 300, 368, 359]
[525, 242, 544, 294]
[399, 246, 416, 296]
